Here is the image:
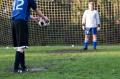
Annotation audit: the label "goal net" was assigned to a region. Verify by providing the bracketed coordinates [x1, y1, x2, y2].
[0, 0, 120, 46]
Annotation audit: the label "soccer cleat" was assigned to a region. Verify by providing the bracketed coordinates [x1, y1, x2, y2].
[22, 68, 29, 72]
[18, 69, 23, 73]
[21, 66, 29, 72]
[83, 48, 88, 50]
[14, 69, 23, 73]
[94, 48, 97, 50]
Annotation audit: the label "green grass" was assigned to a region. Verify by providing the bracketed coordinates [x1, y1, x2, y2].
[0, 45, 120, 79]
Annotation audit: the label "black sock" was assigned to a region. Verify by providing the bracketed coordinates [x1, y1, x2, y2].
[14, 51, 21, 71]
[20, 51, 26, 70]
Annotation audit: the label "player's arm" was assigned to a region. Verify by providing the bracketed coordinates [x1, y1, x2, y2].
[96, 11, 101, 31]
[34, 9, 48, 21]
[29, 0, 48, 21]
[82, 11, 86, 30]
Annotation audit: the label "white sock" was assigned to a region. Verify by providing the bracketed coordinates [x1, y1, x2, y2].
[20, 46, 29, 49]
[16, 47, 24, 52]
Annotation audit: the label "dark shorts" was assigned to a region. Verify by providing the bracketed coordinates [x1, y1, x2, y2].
[12, 20, 29, 47]
[85, 27, 97, 35]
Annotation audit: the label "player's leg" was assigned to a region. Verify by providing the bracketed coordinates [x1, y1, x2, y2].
[12, 20, 28, 72]
[12, 21, 22, 72]
[19, 21, 29, 72]
[14, 51, 21, 72]
[19, 51, 28, 72]
[93, 35, 97, 49]
[83, 28, 90, 50]
[84, 35, 89, 50]
[92, 28, 97, 49]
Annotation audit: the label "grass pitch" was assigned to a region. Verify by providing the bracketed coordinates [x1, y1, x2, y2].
[0, 45, 120, 79]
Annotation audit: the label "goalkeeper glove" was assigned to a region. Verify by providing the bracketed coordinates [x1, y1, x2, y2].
[82, 26, 85, 30]
[97, 27, 100, 31]
[97, 24, 101, 31]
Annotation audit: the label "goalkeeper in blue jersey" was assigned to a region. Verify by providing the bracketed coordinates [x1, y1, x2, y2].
[11, 0, 48, 73]
[82, 1, 101, 50]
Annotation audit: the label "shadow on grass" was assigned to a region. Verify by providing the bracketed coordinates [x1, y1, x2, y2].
[48, 48, 119, 54]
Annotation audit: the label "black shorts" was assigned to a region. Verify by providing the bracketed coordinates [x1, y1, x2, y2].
[12, 20, 29, 47]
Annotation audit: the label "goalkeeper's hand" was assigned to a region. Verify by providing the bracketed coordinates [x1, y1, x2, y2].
[97, 26, 101, 31]
[82, 26, 85, 30]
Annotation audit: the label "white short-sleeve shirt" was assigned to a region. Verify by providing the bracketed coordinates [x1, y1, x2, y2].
[82, 10, 100, 28]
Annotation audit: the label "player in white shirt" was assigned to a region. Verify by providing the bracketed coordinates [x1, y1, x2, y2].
[82, 2, 100, 50]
